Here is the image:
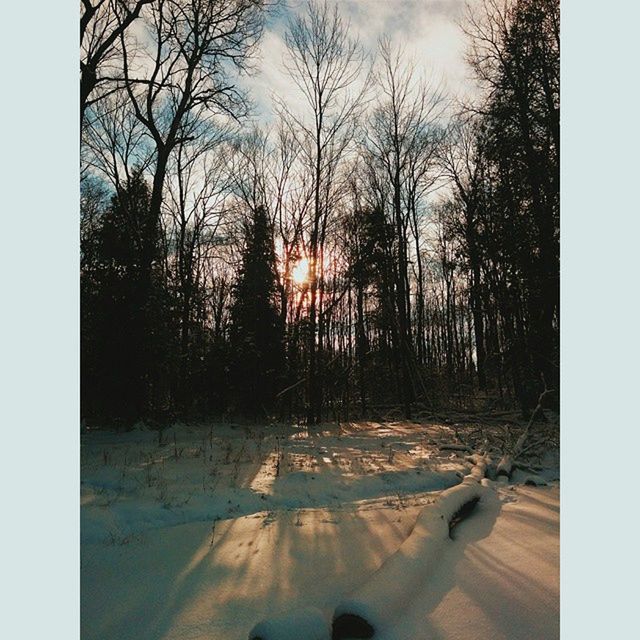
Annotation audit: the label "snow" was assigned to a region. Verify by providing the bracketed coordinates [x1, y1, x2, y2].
[248, 607, 329, 640]
[81, 421, 559, 640]
[81, 421, 466, 544]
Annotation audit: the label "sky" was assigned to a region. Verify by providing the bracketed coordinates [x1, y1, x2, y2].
[242, 0, 477, 124]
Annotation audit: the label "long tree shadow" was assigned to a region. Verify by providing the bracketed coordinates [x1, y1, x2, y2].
[82, 499, 425, 640]
[81, 424, 510, 640]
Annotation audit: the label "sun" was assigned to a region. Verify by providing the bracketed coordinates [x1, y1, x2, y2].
[292, 257, 309, 285]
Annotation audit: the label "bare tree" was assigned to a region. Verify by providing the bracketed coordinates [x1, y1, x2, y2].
[280, 0, 367, 423]
[439, 116, 489, 389]
[121, 0, 264, 260]
[80, 0, 153, 123]
[229, 128, 270, 215]
[267, 125, 309, 327]
[81, 89, 153, 190]
[164, 130, 232, 410]
[365, 37, 446, 417]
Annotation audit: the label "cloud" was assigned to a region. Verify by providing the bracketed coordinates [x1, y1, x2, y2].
[241, 0, 479, 123]
[241, 27, 307, 124]
[341, 0, 475, 99]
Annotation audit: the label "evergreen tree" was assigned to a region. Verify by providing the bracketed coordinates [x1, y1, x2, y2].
[469, 0, 560, 410]
[81, 170, 170, 424]
[230, 206, 284, 416]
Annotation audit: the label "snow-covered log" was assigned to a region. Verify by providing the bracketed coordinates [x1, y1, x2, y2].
[332, 457, 488, 639]
[523, 475, 547, 486]
[248, 607, 330, 640]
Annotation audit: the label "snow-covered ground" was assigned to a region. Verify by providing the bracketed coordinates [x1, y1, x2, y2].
[81, 420, 559, 640]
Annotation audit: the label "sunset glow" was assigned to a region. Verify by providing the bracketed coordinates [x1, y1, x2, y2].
[292, 257, 309, 285]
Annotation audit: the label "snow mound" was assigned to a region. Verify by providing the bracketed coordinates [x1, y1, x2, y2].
[333, 456, 488, 638]
[248, 607, 330, 640]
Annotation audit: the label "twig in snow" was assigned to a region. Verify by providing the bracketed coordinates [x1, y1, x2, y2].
[497, 375, 554, 478]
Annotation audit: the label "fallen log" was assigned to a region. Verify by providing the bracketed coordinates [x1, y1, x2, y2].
[332, 456, 488, 639]
[438, 443, 472, 453]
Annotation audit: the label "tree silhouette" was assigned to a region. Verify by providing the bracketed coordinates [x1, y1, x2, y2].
[230, 206, 285, 417]
[81, 170, 170, 423]
[78, 0, 560, 425]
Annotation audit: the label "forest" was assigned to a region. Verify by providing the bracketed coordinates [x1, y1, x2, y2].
[80, 0, 559, 428]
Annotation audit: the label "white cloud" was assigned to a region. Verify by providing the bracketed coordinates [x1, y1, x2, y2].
[242, 0, 479, 123]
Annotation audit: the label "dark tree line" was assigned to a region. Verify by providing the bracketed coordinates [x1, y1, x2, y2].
[80, 0, 559, 427]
